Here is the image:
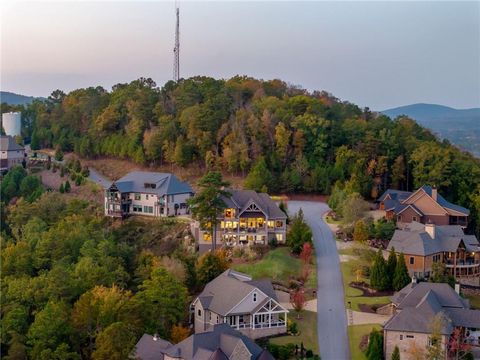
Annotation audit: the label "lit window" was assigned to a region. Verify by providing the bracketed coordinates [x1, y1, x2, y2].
[203, 233, 212, 242]
[276, 234, 283, 241]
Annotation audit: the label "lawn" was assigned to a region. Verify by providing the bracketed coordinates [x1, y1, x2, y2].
[233, 247, 317, 290]
[348, 324, 381, 360]
[270, 310, 318, 355]
[339, 244, 390, 311]
[465, 294, 480, 309]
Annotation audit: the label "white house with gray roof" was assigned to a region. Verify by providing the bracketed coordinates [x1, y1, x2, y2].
[133, 323, 275, 360]
[384, 281, 480, 360]
[104, 171, 194, 218]
[192, 189, 287, 250]
[0, 135, 25, 171]
[191, 269, 288, 340]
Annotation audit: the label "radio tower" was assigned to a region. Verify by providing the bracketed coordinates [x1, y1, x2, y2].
[173, 4, 180, 82]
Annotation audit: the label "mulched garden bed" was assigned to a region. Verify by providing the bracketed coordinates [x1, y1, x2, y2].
[350, 281, 394, 297]
[358, 303, 390, 313]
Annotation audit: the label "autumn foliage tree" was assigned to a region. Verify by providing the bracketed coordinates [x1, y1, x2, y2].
[290, 289, 306, 317]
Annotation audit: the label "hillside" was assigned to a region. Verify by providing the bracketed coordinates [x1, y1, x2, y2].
[381, 103, 480, 156]
[0, 91, 41, 105]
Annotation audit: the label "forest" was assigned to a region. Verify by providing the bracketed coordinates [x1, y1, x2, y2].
[3, 75, 479, 235]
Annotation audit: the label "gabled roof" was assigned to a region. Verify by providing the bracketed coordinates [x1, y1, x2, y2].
[221, 189, 286, 219]
[133, 334, 172, 360]
[420, 185, 470, 216]
[106, 171, 193, 196]
[385, 282, 480, 335]
[378, 189, 412, 203]
[0, 135, 24, 151]
[194, 269, 284, 316]
[387, 222, 480, 256]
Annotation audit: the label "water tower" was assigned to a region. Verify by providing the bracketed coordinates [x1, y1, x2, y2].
[2, 112, 21, 137]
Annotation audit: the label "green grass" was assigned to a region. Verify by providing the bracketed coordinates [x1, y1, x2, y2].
[233, 247, 317, 289]
[465, 294, 480, 309]
[325, 215, 341, 225]
[339, 244, 390, 311]
[270, 310, 318, 354]
[348, 324, 381, 360]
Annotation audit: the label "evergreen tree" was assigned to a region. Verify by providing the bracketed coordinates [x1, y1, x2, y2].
[30, 129, 40, 150]
[64, 181, 71, 193]
[353, 219, 369, 242]
[370, 249, 389, 291]
[393, 253, 410, 291]
[244, 157, 273, 193]
[59, 183, 65, 194]
[365, 328, 383, 360]
[287, 209, 312, 254]
[391, 345, 400, 360]
[386, 247, 397, 290]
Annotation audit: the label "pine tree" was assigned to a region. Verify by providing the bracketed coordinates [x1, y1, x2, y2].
[370, 249, 389, 291]
[386, 247, 397, 290]
[59, 183, 65, 193]
[391, 345, 400, 360]
[393, 253, 411, 291]
[353, 219, 369, 242]
[365, 329, 383, 360]
[64, 181, 71, 193]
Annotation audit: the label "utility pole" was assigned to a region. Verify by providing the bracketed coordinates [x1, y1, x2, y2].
[173, 5, 180, 82]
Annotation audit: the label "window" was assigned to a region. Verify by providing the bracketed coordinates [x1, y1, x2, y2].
[197, 309, 202, 317]
[400, 335, 403, 340]
[253, 292, 257, 302]
[146, 194, 149, 200]
[410, 257, 415, 265]
[209, 312, 212, 321]
[276, 220, 284, 228]
[397, 215, 403, 222]
[267, 221, 275, 229]
[224, 208, 235, 218]
[412, 216, 418, 222]
[134, 193, 141, 200]
[133, 205, 142, 212]
[203, 233, 212, 242]
[144, 206, 153, 214]
[217, 315, 219, 323]
[276, 233, 283, 242]
[406, 335, 414, 339]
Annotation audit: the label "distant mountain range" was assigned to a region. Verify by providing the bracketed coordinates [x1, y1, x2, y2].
[381, 103, 480, 157]
[0, 91, 43, 105]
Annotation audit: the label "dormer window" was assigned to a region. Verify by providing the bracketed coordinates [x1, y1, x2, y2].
[144, 183, 157, 189]
[253, 292, 257, 302]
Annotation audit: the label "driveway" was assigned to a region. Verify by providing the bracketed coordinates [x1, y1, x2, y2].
[88, 167, 111, 188]
[288, 201, 350, 360]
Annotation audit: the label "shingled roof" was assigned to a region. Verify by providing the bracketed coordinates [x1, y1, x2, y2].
[387, 222, 480, 256]
[106, 171, 193, 196]
[133, 324, 272, 360]
[221, 189, 286, 219]
[194, 269, 280, 316]
[385, 282, 480, 335]
[0, 135, 24, 151]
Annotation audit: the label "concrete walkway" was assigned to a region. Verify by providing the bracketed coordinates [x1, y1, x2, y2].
[347, 310, 391, 326]
[288, 201, 350, 360]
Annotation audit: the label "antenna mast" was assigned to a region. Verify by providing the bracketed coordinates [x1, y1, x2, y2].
[173, 4, 180, 82]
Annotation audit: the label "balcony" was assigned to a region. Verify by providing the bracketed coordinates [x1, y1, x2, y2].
[233, 320, 286, 330]
[446, 261, 480, 269]
[107, 209, 124, 218]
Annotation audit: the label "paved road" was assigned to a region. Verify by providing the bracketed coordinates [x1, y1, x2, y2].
[88, 168, 111, 188]
[288, 201, 350, 360]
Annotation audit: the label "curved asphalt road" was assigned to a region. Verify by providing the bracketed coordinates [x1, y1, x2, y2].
[288, 201, 350, 360]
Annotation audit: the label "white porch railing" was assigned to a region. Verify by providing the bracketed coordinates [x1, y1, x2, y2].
[234, 320, 286, 330]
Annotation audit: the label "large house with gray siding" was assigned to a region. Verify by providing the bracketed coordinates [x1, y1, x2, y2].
[384, 281, 480, 360]
[0, 135, 25, 171]
[104, 171, 193, 218]
[192, 189, 287, 249]
[191, 269, 288, 340]
[133, 323, 274, 360]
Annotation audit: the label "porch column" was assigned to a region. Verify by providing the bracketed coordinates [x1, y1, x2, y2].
[285, 312, 287, 326]
[269, 313, 272, 328]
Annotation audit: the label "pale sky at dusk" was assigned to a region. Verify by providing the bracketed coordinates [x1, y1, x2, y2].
[1, 1, 479, 110]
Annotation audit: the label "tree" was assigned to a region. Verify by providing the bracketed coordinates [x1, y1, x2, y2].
[290, 289, 306, 317]
[244, 157, 273, 192]
[386, 248, 397, 290]
[54, 148, 64, 161]
[426, 313, 445, 360]
[341, 192, 370, 225]
[196, 250, 229, 286]
[19, 175, 43, 203]
[448, 327, 472, 360]
[135, 267, 188, 336]
[430, 262, 455, 288]
[287, 209, 312, 254]
[391, 345, 400, 360]
[170, 324, 190, 344]
[365, 328, 383, 360]
[393, 253, 411, 291]
[64, 181, 71, 193]
[92, 322, 137, 360]
[187, 171, 230, 251]
[59, 183, 65, 193]
[370, 249, 389, 291]
[353, 219, 369, 243]
[300, 242, 313, 264]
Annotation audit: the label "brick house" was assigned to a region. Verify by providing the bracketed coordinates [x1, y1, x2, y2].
[384, 282, 480, 360]
[378, 185, 469, 227]
[191, 269, 288, 340]
[387, 222, 480, 281]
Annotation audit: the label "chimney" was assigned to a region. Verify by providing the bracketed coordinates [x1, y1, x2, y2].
[153, 333, 159, 341]
[432, 186, 438, 201]
[425, 222, 436, 239]
[455, 283, 461, 295]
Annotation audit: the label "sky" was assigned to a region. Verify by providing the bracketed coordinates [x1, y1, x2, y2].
[1, 1, 479, 110]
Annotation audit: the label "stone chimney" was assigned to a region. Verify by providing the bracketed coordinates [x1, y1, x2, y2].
[425, 222, 436, 239]
[431, 186, 438, 201]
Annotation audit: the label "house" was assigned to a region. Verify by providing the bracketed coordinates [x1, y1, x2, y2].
[387, 222, 480, 281]
[378, 185, 469, 227]
[104, 171, 194, 218]
[191, 269, 288, 340]
[0, 135, 25, 171]
[192, 189, 287, 249]
[133, 323, 275, 360]
[383, 281, 480, 360]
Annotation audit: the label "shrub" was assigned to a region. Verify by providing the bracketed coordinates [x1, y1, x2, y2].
[306, 349, 314, 358]
[64, 181, 71, 193]
[59, 183, 65, 193]
[268, 237, 278, 248]
[287, 319, 298, 335]
[75, 175, 83, 186]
